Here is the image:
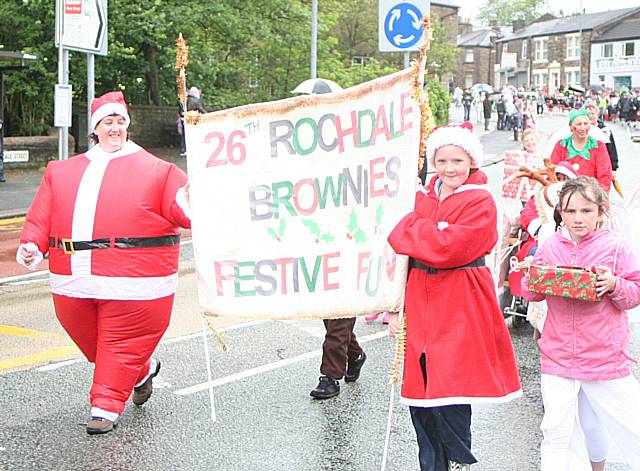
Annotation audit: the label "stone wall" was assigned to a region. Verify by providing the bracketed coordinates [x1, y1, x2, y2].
[3, 134, 75, 169]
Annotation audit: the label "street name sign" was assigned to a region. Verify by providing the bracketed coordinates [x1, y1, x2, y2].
[3, 150, 29, 163]
[379, 0, 429, 52]
[55, 0, 108, 56]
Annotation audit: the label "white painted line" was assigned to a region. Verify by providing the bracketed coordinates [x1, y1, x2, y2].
[36, 358, 83, 371]
[160, 320, 269, 345]
[174, 330, 390, 396]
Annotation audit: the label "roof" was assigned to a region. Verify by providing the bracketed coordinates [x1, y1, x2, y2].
[431, 0, 460, 9]
[458, 27, 510, 47]
[592, 18, 640, 42]
[497, 7, 640, 42]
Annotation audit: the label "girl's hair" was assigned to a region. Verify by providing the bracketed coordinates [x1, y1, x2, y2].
[521, 127, 538, 144]
[553, 176, 609, 226]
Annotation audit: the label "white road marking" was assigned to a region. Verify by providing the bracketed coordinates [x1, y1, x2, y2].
[173, 330, 390, 396]
[36, 359, 83, 371]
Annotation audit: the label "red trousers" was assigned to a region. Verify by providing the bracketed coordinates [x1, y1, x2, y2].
[52, 294, 174, 415]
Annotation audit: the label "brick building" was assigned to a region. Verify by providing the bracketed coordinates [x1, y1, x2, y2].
[457, 25, 509, 89]
[495, 7, 640, 94]
[431, 0, 460, 92]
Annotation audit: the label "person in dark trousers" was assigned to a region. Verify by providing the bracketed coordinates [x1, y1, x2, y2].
[496, 96, 506, 130]
[177, 102, 187, 157]
[482, 93, 492, 131]
[0, 119, 5, 182]
[462, 89, 473, 121]
[310, 318, 367, 399]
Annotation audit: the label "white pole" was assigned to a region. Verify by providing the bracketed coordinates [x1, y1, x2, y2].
[56, 0, 66, 161]
[404, 51, 410, 69]
[87, 53, 95, 149]
[311, 0, 317, 79]
[380, 382, 396, 471]
[202, 317, 217, 423]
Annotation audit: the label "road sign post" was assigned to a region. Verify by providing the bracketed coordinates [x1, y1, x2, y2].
[379, 0, 429, 53]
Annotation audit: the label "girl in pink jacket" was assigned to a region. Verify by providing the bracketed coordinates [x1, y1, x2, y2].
[522, 176, 640, 470]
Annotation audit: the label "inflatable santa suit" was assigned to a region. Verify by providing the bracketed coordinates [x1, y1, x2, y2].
[17, 91, 191, 434]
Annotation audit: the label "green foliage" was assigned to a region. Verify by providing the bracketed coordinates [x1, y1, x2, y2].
[0, 0, 456, 135]
[477, 0, 547, 26]
[426, 77, 451, 125]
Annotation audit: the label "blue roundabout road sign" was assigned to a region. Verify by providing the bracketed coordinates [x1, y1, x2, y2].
[383, 2, 423, 50]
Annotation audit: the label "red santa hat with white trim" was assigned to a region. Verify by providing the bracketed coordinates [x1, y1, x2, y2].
[554, 161, 578, 179]
[90, 91, 131, 132]
[425, 121, 483, 168]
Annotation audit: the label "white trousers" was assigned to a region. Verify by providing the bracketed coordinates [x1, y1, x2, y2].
[540, 374, 640, 470]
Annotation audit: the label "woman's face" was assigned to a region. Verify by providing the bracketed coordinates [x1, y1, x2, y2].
[434, 145, 472, 193]
[94, 115, 127, 152]
[570, 115, 590, 140]
[522, 134, 538, 153]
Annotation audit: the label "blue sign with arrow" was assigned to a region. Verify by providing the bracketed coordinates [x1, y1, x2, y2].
[378, 0, 428, 52]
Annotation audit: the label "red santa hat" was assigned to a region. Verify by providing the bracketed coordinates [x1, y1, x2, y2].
[425, 121, 483, 168]
[90, 91, 130, 132]
[554, 161, 578, 179]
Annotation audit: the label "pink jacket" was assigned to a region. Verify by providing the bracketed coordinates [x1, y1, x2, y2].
[522, 228, 640, 380]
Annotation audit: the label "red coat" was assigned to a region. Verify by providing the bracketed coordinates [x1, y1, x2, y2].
[20, 141, 190, 300]
[388, 171, 522, 406]
[550, 139, 612, 191]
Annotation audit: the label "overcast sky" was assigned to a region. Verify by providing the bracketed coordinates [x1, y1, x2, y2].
[455, 0, 640, 24]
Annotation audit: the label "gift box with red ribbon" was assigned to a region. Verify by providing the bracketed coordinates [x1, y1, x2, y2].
[528, 264, 598, 301]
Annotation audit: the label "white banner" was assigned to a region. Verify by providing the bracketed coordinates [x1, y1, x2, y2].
[185, 69, 420, 319]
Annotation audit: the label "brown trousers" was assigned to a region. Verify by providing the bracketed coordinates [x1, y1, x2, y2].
[320, 318, 363, 380]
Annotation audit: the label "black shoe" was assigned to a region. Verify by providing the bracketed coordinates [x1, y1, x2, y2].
[132, 359, 161, 406]
[310, 376, 340, 399]
[345, 352, 367, 383]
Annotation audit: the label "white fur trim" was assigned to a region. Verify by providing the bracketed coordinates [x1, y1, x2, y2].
[527, 218, 542, 236]
[426, 126, 483, 168]
[90, 102, 130, 132]
[50, 273, 179, 300]
[437, 221, 449, 231]
[400, 389, 522, 407]
[176, 187, 192, 220]
[91, 407, 119, 422]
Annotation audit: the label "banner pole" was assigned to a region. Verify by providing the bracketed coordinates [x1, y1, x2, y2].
[380, 382, 396, 471]
[201, 317, 217, 423]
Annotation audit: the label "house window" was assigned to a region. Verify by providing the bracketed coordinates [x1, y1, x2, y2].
[603, 43, 613, 58]
[566, 34, 581, 60]
[465, 50, 474, 63]
[624, 42, 635, 57]
[534, 38, 548, 61]
[465, 73, 473, 88]
[522, 41, 527, 59]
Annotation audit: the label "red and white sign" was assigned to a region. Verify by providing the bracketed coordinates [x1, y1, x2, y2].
[65, 0, 82, 14]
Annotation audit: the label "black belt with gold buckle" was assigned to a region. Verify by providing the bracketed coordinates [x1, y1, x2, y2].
[49, 235, 181, 255]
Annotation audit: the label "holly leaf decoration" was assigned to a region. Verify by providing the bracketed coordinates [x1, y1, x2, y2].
[376, 205, 383, 226]
[302, 219, 322, 236]
[353, 228, 367, 243]
[347, 210, 358, 232]
[320, 232, 335, 242]
[267, 228, 278, 239]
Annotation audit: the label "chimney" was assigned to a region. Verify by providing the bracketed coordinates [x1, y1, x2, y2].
[512, 19, 525, 32]
[459, 22, 473, 36]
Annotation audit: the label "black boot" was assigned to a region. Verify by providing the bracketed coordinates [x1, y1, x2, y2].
[345, 352, 367, 382]
[310, 376, 340, 399]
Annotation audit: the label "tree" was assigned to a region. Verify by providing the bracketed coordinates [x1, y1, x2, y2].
[477, 0, 547, 26]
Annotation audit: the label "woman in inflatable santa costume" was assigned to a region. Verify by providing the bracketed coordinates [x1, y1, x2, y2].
[16, 91, 191, 435]
[387, 122, 522, 471]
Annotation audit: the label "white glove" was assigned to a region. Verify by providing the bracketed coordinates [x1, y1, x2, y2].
[16, 242, 44, 271]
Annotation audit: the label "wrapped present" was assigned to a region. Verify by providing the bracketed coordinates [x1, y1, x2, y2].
[528, 264, 598, 301]
[501, 150, 542, 201]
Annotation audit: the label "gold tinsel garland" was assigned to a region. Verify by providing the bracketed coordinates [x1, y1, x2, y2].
[175, 33, 189, 110]
[389, 16, 435, 386]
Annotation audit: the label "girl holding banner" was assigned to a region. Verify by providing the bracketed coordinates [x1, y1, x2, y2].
[387, 122, 522, 471]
